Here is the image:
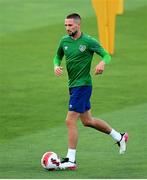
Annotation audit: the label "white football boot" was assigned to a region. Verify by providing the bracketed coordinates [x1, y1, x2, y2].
[117, 132, 129, 154]
[59, 158, 77, 170]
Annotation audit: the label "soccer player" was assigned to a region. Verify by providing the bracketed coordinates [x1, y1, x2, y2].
[53, 13, 128, 170]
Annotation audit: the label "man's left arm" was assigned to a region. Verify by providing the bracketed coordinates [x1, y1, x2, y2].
[90, 38, 111, 75]
[95, 50, 111, 75]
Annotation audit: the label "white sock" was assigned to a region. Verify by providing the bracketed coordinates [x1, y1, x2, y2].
[66, 148, 76, 162]
[109, 129, 121, 142]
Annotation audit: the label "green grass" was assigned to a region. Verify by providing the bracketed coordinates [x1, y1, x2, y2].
[0, 0, 147, 178]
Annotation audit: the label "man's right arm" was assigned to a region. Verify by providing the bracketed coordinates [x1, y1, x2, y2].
[53, 40, 64, 76]
[53, 55, 63, 76]
[53, 55, 62, 66]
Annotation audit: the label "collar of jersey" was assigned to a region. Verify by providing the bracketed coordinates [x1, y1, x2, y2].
[69, 32, 83, 41]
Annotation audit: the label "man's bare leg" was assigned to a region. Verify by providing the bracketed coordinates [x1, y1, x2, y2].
[80, 110, 112, 134]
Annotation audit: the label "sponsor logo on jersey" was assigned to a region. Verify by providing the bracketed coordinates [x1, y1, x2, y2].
[79, 45, 86, 52]
[64, 46, 68, 50]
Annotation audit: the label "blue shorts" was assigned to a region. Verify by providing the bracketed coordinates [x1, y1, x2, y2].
[68, 86, 92, 113]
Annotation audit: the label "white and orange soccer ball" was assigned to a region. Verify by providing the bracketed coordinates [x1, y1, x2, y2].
[41, 151, 61, 170]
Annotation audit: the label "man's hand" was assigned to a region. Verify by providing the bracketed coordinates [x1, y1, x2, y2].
[95, 61, 105, 75]
[54, 66, 63, 76]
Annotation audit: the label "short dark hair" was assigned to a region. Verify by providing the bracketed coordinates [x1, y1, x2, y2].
[66, 13, 81, 22]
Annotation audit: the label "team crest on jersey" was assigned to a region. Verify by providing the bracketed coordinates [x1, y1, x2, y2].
[79, 45, 86, 52]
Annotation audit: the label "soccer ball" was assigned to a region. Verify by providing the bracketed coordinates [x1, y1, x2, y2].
[41, 151, 61, 170]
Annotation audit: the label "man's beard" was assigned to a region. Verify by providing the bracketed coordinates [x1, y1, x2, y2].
[69, 30, 78, 37]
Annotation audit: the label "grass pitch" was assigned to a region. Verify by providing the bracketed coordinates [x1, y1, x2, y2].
[0, 0, 147, 178]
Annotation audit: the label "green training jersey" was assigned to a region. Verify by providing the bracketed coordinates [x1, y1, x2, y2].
[54, 33, 111, 88]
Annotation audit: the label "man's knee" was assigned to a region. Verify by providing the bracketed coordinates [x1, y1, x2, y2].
[80, 117, 93, 127]
[66, 111, 79, 127]
[66, 118, 73, 127]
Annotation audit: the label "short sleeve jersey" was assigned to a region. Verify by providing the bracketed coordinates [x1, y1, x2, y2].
[56, 33, 109, 88]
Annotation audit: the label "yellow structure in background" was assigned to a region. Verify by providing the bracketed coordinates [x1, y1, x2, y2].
[117, 0, 124, 14]
[92, 0, 124, 54]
